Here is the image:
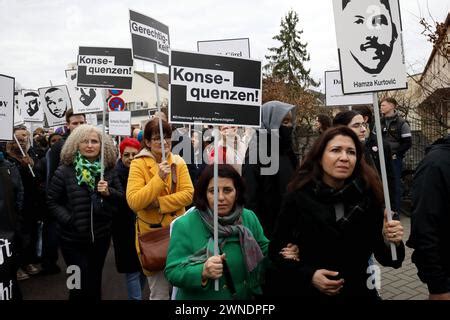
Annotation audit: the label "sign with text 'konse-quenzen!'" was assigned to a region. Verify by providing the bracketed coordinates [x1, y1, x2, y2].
[77, 47, 133, 90]
[169, 50, 261, 127]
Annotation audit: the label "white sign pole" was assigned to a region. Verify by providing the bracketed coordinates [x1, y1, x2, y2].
[100, 100, 106, 181]
[13, 133, 35, 178]
[153, 63, 166, 161]
[212, 126, 220, 291]
[372, 93, 397, 261]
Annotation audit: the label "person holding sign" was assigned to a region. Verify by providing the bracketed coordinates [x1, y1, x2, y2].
[269, 126, 404, 300]
[165, 164, 269, 300]
[126, 118, 194, 300]
[165, 164, 299, 299]
[47, 125, 123, 300]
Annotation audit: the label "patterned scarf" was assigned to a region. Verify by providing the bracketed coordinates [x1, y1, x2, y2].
[74, 151, 101, 191]
[183, 206, 264, 273]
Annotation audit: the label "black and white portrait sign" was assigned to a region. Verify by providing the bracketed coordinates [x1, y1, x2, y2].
[130, 10, 170, 66]
[13, 91, 23, 126]
[325, 70, 373, 106]
[20, 90, 44, 122]
[0, 75, 14, 141]
[333, 0, 407, 94]
[66, 69, 104, 114]
[38, 85, 72, 127]
[77, 47, 134, 90]
[170, 50, 261, 127]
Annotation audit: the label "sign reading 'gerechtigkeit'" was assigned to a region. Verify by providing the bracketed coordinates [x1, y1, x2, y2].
[129, 10, 170, 66]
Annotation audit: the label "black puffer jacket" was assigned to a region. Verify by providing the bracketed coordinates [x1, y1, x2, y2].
[47, 164, 123, 243]
[268, 178, 405, 300]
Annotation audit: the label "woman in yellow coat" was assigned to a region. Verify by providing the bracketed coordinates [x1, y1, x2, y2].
[126, 118, 194, 300]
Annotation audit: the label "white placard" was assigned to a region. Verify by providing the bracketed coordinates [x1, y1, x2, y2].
[0, 75, 15, 141]
[333, 0, 407, 94]
[108, 111, 131, 136]
[14, 90, 24, 126]
[325, 70, 373, 106]
[85, 113, 98, 126]
[197, 38, 250, 58]
[65, 69, 104, 114]
[38, 85, 72, 127]
[20, 89, 44, 122]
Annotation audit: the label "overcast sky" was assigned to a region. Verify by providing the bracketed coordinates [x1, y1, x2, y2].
[1, 0, 448, 91]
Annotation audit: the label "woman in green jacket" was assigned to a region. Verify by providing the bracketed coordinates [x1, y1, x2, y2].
[165, 164, 296, 300]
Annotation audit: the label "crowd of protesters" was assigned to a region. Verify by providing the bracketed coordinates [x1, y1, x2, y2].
[1, 97, 449, 301]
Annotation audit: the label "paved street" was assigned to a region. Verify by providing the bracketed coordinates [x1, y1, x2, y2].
[377, 214, 428, 300]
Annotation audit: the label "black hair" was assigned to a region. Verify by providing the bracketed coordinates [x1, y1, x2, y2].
[193, 164, 246, 211]
[333, 110, 360, 126]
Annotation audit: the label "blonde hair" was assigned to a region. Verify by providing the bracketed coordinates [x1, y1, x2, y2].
[60, 124, 117, 169]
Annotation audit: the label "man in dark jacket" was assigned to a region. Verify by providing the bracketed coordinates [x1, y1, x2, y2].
[407, 135, 450, 300]
[380, 98, 412, 212]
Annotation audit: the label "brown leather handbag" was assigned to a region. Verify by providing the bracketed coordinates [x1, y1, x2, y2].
[136, 163, 177, 272]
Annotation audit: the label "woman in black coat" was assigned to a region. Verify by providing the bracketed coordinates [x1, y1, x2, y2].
[112, 137, 146, 300]
[47, 124, 123, 300]
[268, 126, 405, 300]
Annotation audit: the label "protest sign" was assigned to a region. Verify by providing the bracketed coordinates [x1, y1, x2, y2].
[325, 70, 373, 106]
[333, 0, 407, 94]
[77, 47, 133, 90]
[20, 90, 44, 122]
[13, 91, 23, 126]
[197, 38, 250, 58]
[38, 85, 72, 127]
[66, 69, 105, 114]
[169, 50, 262, 127]
[0, 75, 14, 141]
[85, 113, 98, 126]
[108, 111, 131, 136]
[129, 10, 170, 66]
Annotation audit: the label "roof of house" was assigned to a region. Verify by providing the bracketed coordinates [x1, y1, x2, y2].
[135, 71, 169, 90]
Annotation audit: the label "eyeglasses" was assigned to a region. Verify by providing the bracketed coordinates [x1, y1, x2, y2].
[151, 136, 171, 142]
[80, 139, 100, 145]
[350, 122, 368, 130]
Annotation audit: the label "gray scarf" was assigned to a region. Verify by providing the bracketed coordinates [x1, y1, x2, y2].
[183, 206, 264, 273]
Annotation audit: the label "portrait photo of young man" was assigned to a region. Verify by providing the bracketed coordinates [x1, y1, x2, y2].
[38, 85, 72, 127]
[333, 0, 407, 94]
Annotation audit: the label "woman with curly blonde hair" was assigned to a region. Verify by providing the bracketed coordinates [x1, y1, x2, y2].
[47, 124, 123, 300]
